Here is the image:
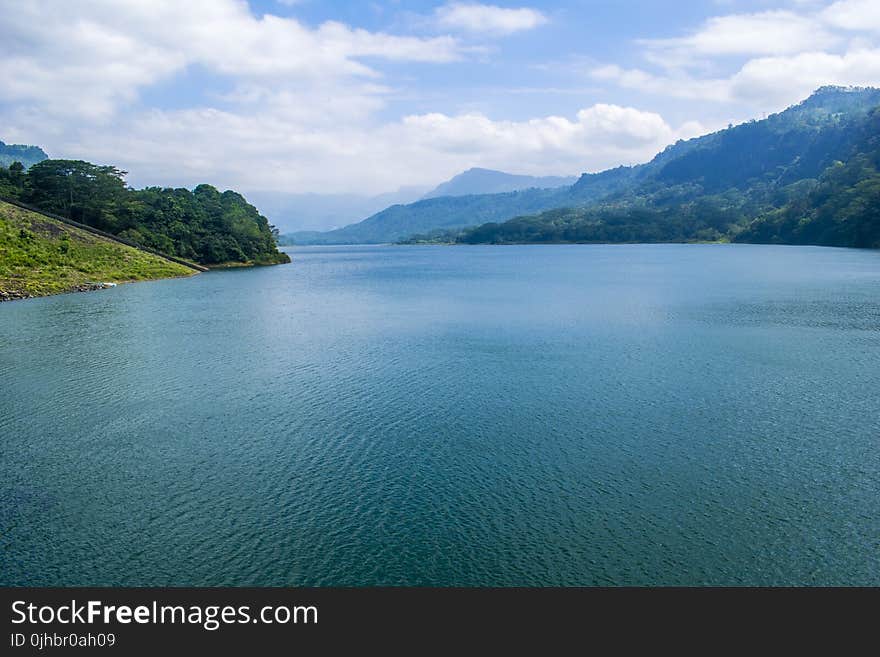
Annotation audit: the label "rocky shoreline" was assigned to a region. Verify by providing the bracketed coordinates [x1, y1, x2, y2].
[0, 290, 35, 302]
[0, 282, 117, 303]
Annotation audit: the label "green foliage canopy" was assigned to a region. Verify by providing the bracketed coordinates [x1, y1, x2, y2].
[0, 159, 288, 265]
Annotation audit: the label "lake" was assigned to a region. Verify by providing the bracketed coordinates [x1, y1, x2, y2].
[2, 244, 879, 585]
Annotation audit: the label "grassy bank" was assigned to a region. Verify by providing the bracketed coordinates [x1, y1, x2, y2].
[0, 200, 196, 301]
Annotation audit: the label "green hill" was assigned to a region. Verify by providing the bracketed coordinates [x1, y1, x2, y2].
[0, 200, 195, 301]
[0, 159, 289, 266]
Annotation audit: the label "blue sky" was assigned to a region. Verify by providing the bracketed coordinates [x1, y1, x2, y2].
[1, 0, 879, 196]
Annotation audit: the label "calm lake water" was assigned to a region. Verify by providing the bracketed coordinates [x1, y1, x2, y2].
[2, 244, 879, 586]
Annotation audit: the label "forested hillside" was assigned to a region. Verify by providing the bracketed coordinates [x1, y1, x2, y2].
[408, 87, 880, 250]
[0, 159, 289, 265]
[737, 149, 880, 248]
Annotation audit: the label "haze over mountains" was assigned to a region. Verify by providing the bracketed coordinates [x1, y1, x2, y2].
[421, 168, 577, 199]
[0, 141, 47, 169]
[246, 187, 429, 234]
[258, 168, 576, 234]
[288, 87, 880, 249]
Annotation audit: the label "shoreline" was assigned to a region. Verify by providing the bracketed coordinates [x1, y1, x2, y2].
[0, 258, 293, 304]
[0, 272, 197, 304]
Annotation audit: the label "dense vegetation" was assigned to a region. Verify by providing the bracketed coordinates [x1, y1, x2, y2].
[0, 159, 289, 266]
[401, 87, 880, 250]
[737, 154, 880, 248]
[0, 200, 194, 300]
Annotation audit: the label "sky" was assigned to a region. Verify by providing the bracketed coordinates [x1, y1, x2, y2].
[2, 0, 880, 197]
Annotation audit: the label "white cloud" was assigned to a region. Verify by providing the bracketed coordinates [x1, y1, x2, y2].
[435, 2, 547, 35]
[729, 48, 880, 103]
[593, 66, 731, 102]
[594, 47, 880, 111]
[0, 0, 465, 120]
[822, 0, 880, 32]
[38, 103, 700, 196]
[5, 0, 875, 207]
[642, 10, 838, 60]
[397, 104, 697, 158]
[593, 2, 880, 114]
[0, 0, 692, 200]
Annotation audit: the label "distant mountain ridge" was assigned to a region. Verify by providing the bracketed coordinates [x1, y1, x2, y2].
[285, 178, 607, 245]
[279, 167, 576, 244]
[0, 140, 48, 168]
[248, 186, 429, 233]
[422, 168, 576, 199]
[446, 86, 880, 249]
[291, 86, 880, 246]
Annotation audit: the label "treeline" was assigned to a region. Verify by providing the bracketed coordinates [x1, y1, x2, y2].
[0, 159, 289, 265]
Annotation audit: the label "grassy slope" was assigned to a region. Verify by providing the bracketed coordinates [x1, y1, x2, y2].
[0, 200, 195, 299]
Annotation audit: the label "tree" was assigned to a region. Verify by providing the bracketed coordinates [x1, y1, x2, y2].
[8, 161, 25, 185]
[25, 160, 128, 230]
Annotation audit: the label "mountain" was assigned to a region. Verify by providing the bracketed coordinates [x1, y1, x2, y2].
[422, 168, 576, 199]
[0, 140, 48, 168]
[278, 169, 575, 244]
[0, 200, 195, 300]
[286, 170, 634, 245]
[286, 188, 574, 245]
[291, 86, 880, 246]
[449, 86, 880, 249]
[249, 186, 429, 233]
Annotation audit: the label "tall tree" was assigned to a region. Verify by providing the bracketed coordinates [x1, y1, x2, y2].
[25, 160, 127, 231]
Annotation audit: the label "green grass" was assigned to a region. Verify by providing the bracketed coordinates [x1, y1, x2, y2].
[0, 200, 196, 299]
